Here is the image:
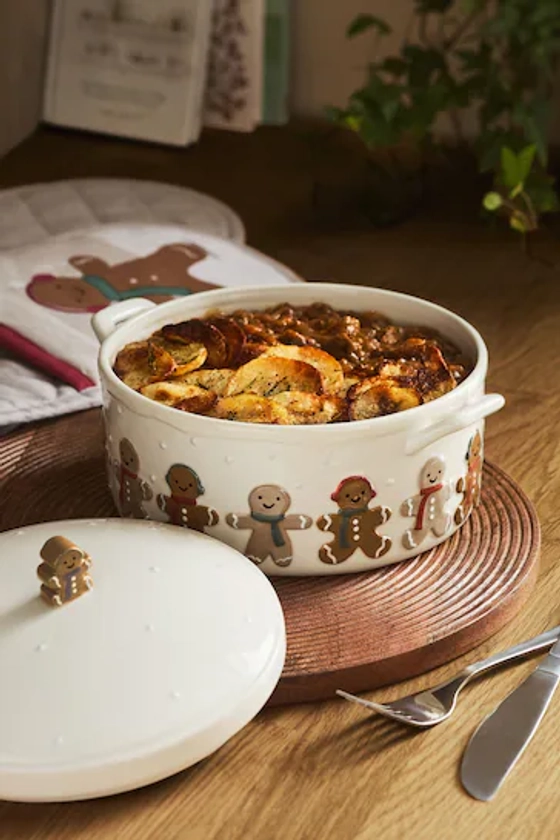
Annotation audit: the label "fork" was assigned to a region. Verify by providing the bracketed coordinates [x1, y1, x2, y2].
[336, 625, 560, 728]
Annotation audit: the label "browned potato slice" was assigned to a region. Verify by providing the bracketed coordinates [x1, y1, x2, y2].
[210, 395, 288, 424]
[175, 391, 218, 414]
[411, 345, 456, 402]
[114, 340, 176, 391]
[172, 368, 234, 395]
[262, 344, 344, 395]
[271, 391, 345, 424]
[208, 317, 246, 367]
[420, 374, 456, 402]
[339, 375, 361, 397]
[148, 342, 176, 379]
[378, 346, 456, 402]
[160, 319, 228, 368]
[224, 357, 322, 398]
[140, 381, 215, 409]
[348, 377, 421, 421]
[157, 340, 207, 376]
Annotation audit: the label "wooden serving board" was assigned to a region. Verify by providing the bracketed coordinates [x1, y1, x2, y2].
[1, 414, 540, 706]
[271, 460, 540, 705]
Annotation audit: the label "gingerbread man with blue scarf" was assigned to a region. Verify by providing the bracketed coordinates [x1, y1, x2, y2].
[226, 485, 312, 567]
[317, 476, 392, 565]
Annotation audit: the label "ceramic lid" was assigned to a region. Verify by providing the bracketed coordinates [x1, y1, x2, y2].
[0, 519, 285, 802]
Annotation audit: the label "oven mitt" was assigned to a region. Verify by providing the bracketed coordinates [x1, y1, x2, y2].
[0, 222, 299, 393]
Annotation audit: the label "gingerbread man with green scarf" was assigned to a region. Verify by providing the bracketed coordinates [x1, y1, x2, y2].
[226, 484, 312, 567]
[317, 476, 392, 565]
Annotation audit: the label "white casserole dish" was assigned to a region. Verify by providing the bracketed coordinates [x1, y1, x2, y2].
[93, 284, 504, 576]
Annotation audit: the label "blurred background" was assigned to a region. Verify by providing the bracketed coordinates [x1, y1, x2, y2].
[3, 0, 559, 236]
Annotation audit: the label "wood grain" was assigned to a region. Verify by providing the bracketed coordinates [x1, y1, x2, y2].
[1, 125, 560, 839]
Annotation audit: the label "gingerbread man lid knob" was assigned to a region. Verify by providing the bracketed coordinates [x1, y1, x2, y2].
[37, 536, 93, 607]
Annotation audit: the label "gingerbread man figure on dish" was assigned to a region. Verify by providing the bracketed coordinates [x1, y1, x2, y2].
[316, 476, 392, 565]
[226, 485, 312, 567]
[115, 437, 153, 519]
[37, 536, 93, 607]
[454, 431, 483, 525]
[157, 464, 219, 533]
[401, 456, 452, 550]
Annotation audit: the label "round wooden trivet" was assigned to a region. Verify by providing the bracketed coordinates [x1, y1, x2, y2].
[1, 410, 540, 706]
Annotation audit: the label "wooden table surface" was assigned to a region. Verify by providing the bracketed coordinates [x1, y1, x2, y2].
[1, 125, 560, 840]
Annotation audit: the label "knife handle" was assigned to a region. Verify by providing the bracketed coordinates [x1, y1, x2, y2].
[463, 626, 560, 681]
[537, 647, 560, 677]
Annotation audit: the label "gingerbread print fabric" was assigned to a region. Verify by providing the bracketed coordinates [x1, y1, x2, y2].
[317, 476, 392, 565]
[26, 243, 214, 313]
[226, 484, 312, 567]
[157, 464, 219, 533]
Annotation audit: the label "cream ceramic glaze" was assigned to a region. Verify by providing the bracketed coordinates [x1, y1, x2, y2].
[94, 284, 505, 576]
[0, 519, 285, 801]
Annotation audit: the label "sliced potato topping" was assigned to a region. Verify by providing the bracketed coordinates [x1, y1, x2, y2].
[262, 344, 344, 395]
[224, 357, 323, 398]
[271, 391, 346, 424]
[114, 304, 470, 424]
[348, 377, 421, 421]
[172, 368, 235, 395]
[114, 340, 176, 391]
[210, 395, 288, 424]
[140, 382, 216, 414]
[157, 339, 207, 376]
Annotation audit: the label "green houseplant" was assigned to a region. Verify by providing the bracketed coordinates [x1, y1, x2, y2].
[329, 0, 560, 233]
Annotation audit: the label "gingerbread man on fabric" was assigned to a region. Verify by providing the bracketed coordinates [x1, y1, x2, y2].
[26, 243, 216, 313]
[454, 430, 483, 525]
[115, 438, 153, 519]
[37, 536, 93, 607]
[226, 485, 312, 567]
[157, 464, 219, 533]
[316, 476, 392, 565]
[400, 456, 452, 550]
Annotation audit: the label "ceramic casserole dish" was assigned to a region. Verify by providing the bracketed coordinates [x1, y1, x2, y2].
[93, 284, 504, 576]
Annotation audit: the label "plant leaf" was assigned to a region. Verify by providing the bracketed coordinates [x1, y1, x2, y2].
[483, 192, 503, 211]
[347, 14, 391, 38]
[500, 147, 521, 190]
[525, 177, 560, 214]
[343, 115, 363, 133]
[516, 145, 537, 183]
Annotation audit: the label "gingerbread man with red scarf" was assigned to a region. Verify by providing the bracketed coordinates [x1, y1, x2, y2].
[157, 464, 219, 533]
[115, 438, 153, 518]
[400, 456, 451, 550]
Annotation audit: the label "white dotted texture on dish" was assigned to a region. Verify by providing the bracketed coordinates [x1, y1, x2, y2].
[0, 519, 285, 802]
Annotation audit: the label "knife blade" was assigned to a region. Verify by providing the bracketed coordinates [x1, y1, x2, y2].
[461, 635, 560, 801]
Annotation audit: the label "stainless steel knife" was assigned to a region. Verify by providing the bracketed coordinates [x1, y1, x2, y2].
[461, 635, 560, 801]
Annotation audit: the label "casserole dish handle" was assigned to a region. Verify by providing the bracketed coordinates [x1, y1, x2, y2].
[405, 393, 505, 455]
[92, 298, 157, 343]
